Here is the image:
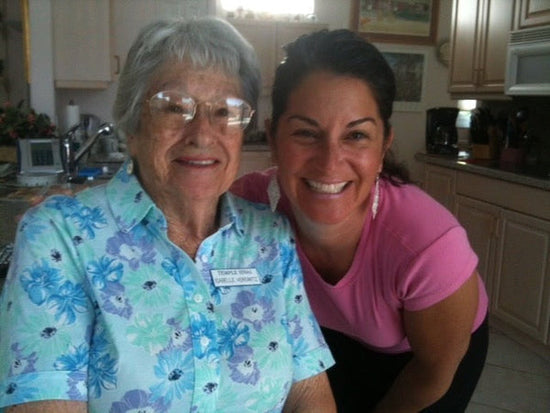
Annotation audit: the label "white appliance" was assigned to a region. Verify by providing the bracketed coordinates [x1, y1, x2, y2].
[505, 26, 550, 96]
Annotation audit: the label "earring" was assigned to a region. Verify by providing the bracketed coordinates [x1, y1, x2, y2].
[126, 158, 134, 175]
[267, 174, 281, 212]
[372, 176, 380, 220]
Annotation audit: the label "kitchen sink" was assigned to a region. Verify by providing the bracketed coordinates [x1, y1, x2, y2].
[78, 161, 123, 181]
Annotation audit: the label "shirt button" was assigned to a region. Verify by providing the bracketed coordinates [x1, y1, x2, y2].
[193, 294, 203, 303]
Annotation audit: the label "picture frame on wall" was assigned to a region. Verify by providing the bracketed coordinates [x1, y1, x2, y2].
[351, 0, 439, 45]
[381, 48, 427, 112]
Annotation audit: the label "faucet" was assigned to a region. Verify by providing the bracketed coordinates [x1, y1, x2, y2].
[62, 122, 115, 180]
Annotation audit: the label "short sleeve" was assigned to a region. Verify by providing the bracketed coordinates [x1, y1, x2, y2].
[399, 226, 479, 311]
[0, 200, 93, 408]
[280, 232, 335, 381]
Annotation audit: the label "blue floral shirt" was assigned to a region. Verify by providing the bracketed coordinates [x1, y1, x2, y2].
[0, 163, 334, 412]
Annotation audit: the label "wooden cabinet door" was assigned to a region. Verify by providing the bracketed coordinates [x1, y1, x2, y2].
[449, 0, 480, 94]
[111, 0, 210, 79]
[476, 0, 515, 92]
[111, 0, 158, 78]
[493, 209, 550, 344]
[423, 164, 457, 213]
[449, 0, 514, 95]
[517, 0, 550, 28]
[455, 195, 499, 303]
[231, 20, 277, 95]
[52, 0, 112, 88]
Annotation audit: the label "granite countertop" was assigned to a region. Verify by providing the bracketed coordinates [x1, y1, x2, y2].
[415, 152, 550, 191]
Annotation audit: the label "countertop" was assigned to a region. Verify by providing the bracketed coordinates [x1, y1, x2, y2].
[415, 152, 550, 191]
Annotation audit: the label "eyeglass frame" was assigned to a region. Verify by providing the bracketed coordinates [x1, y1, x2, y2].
[147, 90, 255, 132]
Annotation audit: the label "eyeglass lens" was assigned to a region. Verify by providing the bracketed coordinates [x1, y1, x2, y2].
[149, 91, 254, 131]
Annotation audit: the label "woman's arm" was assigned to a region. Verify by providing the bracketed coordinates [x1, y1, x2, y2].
[373, 270, 480, 413]
[283, 371, 336, 413]
[7, 400, 87, 413]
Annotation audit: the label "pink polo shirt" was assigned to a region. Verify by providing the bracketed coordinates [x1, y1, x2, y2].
[232, 168, 489, 354]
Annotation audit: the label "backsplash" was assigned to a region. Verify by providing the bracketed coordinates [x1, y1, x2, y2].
[479, 97, 550, 177]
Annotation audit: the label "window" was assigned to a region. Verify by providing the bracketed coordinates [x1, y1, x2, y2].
[220, 0, 314, 16]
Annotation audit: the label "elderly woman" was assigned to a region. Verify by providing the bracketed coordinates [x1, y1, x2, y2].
[0, 18, 335, 413]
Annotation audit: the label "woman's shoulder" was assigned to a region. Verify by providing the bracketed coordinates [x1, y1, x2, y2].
[381, 180, 457, 222]
[230, 167, 276, 205]
[227, 191, 290, 229]
[22, 185, 107, 226]
[377, 180, 464, 247]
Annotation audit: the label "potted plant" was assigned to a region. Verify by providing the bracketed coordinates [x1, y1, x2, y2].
[0, 101, 57, 162]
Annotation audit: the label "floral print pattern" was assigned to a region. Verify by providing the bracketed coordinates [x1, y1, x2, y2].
[0, 162, 334, 412]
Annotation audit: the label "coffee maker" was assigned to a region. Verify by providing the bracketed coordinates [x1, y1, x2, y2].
[426, 107, 459, 155]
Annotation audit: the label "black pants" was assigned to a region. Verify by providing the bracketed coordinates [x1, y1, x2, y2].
[322, 314, 489, 413]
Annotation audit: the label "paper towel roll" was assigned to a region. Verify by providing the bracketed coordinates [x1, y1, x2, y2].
[64, 101, 80, 132]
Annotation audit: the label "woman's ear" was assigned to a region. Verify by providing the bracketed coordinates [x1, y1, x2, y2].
[126, 134, 137, 157]
[379, 127, 395, 174]
[384, 127, 395, 154]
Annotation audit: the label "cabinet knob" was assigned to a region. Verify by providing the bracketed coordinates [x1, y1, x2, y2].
[114, 55, 120, 75]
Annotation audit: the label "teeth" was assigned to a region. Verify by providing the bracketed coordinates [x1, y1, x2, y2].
[187, 160, 215, 166]
[306, 180, 347, 194]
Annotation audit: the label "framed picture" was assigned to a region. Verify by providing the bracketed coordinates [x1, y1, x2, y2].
[351, 0, 439, 45]
[381, 48, 427, 112]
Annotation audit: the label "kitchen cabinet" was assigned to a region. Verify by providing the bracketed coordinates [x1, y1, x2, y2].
[455, 195, 499, 296]
[448, 0, 515, 97]
[52, 0, 213, 89]
[111, 0, 213, 76]
[493, 209, 550, 344]
[230, 20, 277, 95]
[422, 162, 550, 353]
[515, 0, 550, 29]
[230, 20, 328, 96]
[423, 164, 457, 213]
[52, 0, 112, 89]
[229, 19, 327, 130]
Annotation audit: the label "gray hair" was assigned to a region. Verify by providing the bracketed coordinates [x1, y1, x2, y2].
[113, 17, 261, 139]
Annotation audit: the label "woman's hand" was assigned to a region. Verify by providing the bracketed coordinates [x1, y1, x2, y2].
[373, 271, 480, 412]
[6, 400, 87, 413]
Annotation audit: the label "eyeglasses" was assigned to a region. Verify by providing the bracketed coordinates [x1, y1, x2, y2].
[148, 90, 254, 132]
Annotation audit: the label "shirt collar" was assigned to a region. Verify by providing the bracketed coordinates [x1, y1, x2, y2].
[105, 159, 244, 236]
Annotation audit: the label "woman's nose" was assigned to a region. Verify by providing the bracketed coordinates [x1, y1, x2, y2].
[317, 140, 342, 171]
[184, 108, 216, 147]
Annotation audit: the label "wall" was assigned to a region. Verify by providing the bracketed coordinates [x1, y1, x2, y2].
[3, 0, 28, 107]
[32, 0, 456, 182]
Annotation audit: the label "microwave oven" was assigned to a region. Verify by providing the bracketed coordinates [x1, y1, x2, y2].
[505, 26, 550, 96]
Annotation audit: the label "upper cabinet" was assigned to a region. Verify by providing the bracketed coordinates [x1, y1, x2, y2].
[52, 0, 112, 89]
[516, 0, 550, 29]
[448, 0, 515, 97]
[52, 0, 213, 89]
[230, 20, 328, 96]
[111, 0, 213, 75]
[229, 20, 277, 95]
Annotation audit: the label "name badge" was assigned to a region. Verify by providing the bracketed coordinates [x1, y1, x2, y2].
[211, 268, 261, 287]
